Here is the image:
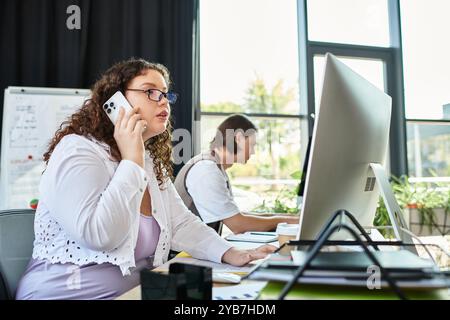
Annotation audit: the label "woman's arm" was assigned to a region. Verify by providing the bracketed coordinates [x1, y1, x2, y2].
[223, 213, 299, 234]
[46, 136, 146, 251]
[166, 182, 277, 265]
[167, 181, 233, 263]
[48, 108, 148, 251]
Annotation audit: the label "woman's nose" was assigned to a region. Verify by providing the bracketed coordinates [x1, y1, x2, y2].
[158, 97, 169, 107]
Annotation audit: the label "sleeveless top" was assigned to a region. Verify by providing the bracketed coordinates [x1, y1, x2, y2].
[174, 151, 231, 234]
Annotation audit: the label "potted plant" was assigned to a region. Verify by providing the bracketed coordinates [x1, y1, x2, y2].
[251, 171, 450, 237]
[374, 175, 450, 237]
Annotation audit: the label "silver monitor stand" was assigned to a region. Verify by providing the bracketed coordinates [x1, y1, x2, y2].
[370, 163, 417, 253]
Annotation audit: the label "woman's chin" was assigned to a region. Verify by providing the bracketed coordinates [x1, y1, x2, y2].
[155, 124, 167, 135]
[144, 126, 167, 140]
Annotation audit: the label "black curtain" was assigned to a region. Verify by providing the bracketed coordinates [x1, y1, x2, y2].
[0, 0, 195, 173]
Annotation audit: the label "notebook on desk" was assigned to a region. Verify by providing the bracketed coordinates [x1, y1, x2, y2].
[225, 231, 278, 243]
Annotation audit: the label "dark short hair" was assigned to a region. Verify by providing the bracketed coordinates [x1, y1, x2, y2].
[210, 114, 257, 153]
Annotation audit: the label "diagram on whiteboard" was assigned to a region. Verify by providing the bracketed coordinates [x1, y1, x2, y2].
[1, 87, 90, 209]
[9, 105, 39, 149]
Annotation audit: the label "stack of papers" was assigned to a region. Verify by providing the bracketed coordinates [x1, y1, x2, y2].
[153, 256, 257, 274]
[213, 282, 268, 300]
[225, 231, 278, 243]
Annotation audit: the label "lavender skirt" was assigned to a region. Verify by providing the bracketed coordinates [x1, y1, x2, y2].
[16, 214, 160, 300]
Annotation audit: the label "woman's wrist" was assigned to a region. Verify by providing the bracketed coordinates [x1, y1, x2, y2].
[221, 247, 242, 264]
[122, 156, 144, 168]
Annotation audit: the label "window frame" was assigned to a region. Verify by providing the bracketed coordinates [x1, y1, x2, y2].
[298, 0, 408, 177]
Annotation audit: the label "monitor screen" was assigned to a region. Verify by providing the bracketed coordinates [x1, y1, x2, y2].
[298, 53, 392, 241]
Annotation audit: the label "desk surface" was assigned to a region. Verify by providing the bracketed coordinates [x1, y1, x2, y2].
[116, 240, 271, 300]
[117, 275, 449, 301]
[260, 282, 449, 300]
[116, 230, 449, 300]
[116, 284, 141, 300]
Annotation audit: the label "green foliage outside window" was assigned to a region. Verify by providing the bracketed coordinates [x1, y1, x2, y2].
[374, 175, 450, 237]
[202, 77, 301, 184]
[251, 170, 302, 214]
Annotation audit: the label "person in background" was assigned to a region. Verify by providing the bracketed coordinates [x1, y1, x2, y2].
[15, 59, 275, 300]
[174, 114, 299, 235]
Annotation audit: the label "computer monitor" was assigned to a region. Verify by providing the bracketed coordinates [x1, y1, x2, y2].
[296, 135, 312, 208]
[298, 53, 392, 240]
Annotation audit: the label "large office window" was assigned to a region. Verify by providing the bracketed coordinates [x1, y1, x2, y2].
[401, 0, 450, 179]
[307, 0, 390, 47]
[197, 0, 450, 209]
[199, 0, 305, 210]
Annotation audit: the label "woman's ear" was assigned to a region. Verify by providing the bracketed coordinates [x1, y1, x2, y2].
[235, 131, 245, 145]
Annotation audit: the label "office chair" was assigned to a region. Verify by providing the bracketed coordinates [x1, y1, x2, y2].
[0, 209, 35, 300]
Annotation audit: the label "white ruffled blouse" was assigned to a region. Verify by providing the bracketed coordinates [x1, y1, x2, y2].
[32, 134, 232, 275]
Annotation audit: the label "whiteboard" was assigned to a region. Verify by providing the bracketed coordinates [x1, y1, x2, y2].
[0, 87, 90, 209]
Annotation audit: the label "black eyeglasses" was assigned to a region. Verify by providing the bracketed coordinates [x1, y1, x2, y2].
[126, 88, 178, 104]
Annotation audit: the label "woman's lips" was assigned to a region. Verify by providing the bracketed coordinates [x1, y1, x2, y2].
[156, 111, 169, 120]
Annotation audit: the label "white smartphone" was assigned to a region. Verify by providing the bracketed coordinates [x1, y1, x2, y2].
[103, 91, 134, 125]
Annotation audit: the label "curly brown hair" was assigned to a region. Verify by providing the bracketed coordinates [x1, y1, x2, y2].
[43, 58, 174, 188]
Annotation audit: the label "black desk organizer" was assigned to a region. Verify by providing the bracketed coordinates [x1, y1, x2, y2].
[140, 262, 212, 300]
[276, 209, 419, 300]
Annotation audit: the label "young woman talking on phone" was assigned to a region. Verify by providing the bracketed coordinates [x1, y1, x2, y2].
[15, 58, 275, 300]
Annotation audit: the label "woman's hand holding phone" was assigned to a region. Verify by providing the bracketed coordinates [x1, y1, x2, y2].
[114, 107, 147, 168]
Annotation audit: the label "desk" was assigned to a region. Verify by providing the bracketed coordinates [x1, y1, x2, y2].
[116, 240, 276, 300]
[116, 281, 448, 300]
[116, 230, 449, 300]
[116, 283, 141, 300]
[116, 279, 265, 300]
[259, 282, 449, 300]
